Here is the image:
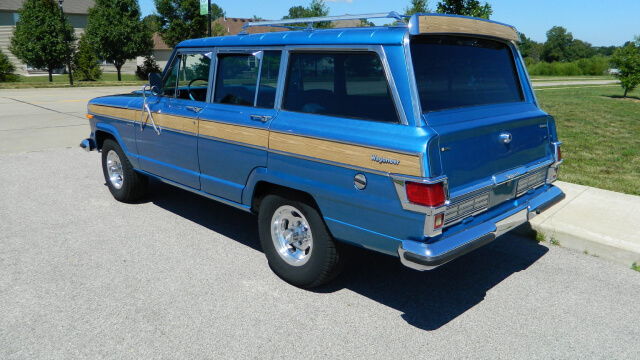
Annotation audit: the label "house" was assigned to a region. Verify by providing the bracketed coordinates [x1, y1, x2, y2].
[0, 0, 95, 75]
[1, 0, 137, 76]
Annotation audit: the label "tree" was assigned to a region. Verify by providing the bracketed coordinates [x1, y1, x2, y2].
[9, 0, 75, 82]
[609, 36, 640, 98]
[568, 39, 595, 61]
[0, 49, 19, 82]
[283, 0, 332, 29]
[405, 0, 431, 15]
[154, 0, 224, 48]
[85, 0, 153, 81]
[518, 33, 543, 62]
[135, 55, 161, 80]
[436, 0, 492, 19]
[541, 26, 573, 63]
[73, 33, 102, 81]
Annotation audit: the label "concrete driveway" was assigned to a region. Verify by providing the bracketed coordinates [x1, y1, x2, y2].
[1, 86, 639, 358]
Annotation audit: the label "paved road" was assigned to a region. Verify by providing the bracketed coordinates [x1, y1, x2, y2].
[531, 79, 619, 88]
[0, 87, 139, 155]
[1, 86, 639, 358]
[1, 148, 639, 358]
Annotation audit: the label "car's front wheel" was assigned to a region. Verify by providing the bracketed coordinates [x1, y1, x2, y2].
[101, 139, 147, 203]
[258, 194, 346, 288]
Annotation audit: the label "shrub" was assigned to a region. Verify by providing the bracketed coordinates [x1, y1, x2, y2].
[0, 48, 20, 82]
[135, 55, 161, 80]
[73, 33, 102, 81]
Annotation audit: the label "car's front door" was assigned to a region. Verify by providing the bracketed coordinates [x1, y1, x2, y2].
[137, 51, 212, 189]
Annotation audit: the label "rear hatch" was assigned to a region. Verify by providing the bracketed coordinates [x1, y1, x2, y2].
[410, 35, 552, 193]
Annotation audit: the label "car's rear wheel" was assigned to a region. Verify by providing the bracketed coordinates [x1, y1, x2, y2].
[258, 194, 346, 288]
[101, 139, 147, 203]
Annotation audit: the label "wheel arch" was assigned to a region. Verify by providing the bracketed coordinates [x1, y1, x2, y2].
[251, 181, 321, 217]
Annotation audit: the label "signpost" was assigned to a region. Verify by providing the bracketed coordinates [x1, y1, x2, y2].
[200, 0, 212, 37]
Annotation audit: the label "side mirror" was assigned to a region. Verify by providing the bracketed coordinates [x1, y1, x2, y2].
[148, 73, 163, 96]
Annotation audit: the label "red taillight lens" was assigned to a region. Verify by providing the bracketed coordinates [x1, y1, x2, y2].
[434, 213, 444, 229]
[557, 147, 562, 161]
[406, 181, 445, 207]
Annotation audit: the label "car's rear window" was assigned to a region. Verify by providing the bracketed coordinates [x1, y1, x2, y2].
[410, 36, 524, 112]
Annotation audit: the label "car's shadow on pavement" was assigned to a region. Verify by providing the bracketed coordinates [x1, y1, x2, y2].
[146, 179, 549, 331]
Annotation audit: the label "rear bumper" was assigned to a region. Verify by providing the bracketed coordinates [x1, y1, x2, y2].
[398, 185, 565, 270]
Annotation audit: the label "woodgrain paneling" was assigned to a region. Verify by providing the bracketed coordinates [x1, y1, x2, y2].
[141, 112, 198, 134]
[418, 16, 520, 42]
[89, 105, 137, 121]
[199, 121, 269, 148]
[269, 132, 422, 176]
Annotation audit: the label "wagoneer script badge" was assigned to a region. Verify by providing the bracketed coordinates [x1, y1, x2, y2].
[371, 154, 400, 166]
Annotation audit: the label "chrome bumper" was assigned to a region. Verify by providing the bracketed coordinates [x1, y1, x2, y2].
[80, 138, 96, 152]
[398, 185, 565, 271]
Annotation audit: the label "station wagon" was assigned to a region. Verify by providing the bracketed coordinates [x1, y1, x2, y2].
[81, 12, 565, 288]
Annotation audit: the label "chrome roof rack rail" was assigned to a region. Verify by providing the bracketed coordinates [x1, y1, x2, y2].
[239, 12, 406, 34]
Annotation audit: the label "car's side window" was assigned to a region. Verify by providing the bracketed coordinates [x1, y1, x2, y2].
[162, 53, 211, 102]
[213, 50, 282, 108]
[283, 52, 399, 123]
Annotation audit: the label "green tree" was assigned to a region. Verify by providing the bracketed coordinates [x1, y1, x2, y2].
[568, 39, 595, 61]
[405, 0, 431, 15]
[609, 36, 640, 98]
[0, 48, 19, 82]
[436, 0, 492, 19]
[85, 0, 153, 81]
[154, 0, 224, 48]
[9, 0, 75, 82]
[135, 55, 161, 80]
[73, 33, 102, 81]
[541, 26, 573, 62]
[283, 0, 332, 29]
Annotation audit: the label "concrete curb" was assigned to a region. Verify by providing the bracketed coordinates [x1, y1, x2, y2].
[517, 181, 640, 269]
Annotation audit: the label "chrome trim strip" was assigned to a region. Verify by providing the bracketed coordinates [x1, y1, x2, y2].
[379, 45, 409, 126]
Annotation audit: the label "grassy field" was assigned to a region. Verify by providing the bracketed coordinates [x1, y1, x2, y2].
[536, 85, 640, 196]
[0, 73, 146, 89]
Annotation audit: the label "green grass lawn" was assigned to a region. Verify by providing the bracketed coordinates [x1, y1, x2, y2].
[536, 85, 640, 196]
[0, 73, 146, 89]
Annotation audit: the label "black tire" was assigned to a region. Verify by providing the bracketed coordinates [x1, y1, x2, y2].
[101, 139, 148, 203]
[258, 194, 347, 288]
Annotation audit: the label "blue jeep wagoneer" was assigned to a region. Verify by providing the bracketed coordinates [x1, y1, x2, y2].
[81, 13, 565, 288]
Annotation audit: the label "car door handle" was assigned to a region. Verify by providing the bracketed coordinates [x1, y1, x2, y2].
[250, 115, 272, 123]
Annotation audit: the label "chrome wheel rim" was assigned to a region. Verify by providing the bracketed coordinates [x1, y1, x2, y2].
[271, 205, 313, 266]
[106, 150, 124, 190]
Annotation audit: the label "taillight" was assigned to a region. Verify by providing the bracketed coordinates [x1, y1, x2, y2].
[406, 182, 446, 207]
[557, 146, 562, 162]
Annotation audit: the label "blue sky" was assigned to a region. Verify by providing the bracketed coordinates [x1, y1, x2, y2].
[139, 0, 639, 46]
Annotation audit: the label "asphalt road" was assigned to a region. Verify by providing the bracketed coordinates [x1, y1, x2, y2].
[1, 86, 639, 358]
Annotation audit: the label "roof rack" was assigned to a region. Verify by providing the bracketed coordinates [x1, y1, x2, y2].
[240, 12, 406, 34]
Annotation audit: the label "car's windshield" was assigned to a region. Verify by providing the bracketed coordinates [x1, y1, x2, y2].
[410, 36, 524, 113]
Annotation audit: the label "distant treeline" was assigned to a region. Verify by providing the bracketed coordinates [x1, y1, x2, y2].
[520, 26, 621, 76]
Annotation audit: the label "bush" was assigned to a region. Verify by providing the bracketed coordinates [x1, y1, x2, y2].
[135, 55, 161, 80]
[526, 56, 612, 76]
[73, 33, 102, 81]
[0, 49, 20, 82]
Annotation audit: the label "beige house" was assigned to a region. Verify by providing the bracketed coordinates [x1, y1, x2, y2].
[1, 0, 137, 76]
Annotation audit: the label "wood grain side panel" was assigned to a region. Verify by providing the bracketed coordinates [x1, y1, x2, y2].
[199, 121, 269, 148]
[418, 16, 520, 42]
[269, 132, 422, 176]
[89, 105, 137, 121]
[139, 112, 198, 134]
